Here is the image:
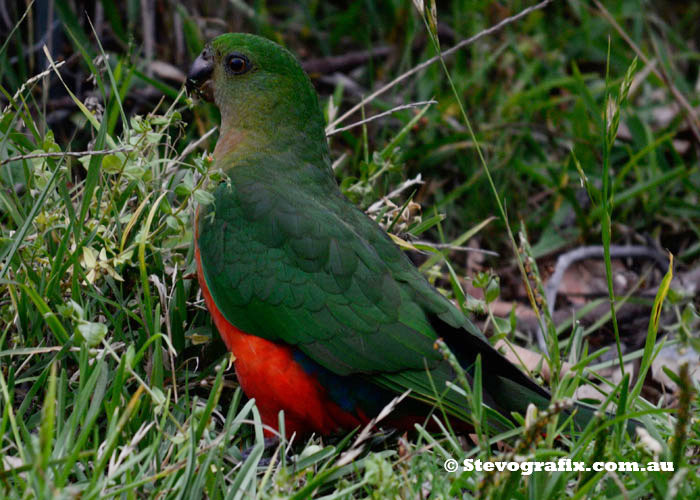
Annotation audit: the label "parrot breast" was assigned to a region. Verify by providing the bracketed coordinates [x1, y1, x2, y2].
[194, 242, 367, 435]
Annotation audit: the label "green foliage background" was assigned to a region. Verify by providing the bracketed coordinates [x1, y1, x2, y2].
[0, 0, 698, 498]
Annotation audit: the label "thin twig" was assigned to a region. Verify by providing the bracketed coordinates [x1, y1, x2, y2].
[326, 0, 554, 133]
[327, 100, 437, 136]
[164, 126, 217, 175]
[366, 174, 424, 214]
[0, 146, 135, 166]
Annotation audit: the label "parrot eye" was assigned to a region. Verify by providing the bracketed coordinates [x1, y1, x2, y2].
[226, 53, 251, 75]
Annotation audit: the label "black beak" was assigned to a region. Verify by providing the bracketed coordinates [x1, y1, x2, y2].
[186, 48, 214, 93]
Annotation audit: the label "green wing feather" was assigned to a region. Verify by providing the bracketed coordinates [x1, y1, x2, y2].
[198, 152, 551, 426]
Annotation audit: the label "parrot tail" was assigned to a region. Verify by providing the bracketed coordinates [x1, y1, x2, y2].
[435, 315, 641, 437]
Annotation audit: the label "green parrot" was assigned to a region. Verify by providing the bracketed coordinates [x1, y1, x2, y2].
[186, 33, 618, 437]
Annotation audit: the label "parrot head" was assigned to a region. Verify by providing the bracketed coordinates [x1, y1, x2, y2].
[186, 33, 326, 157]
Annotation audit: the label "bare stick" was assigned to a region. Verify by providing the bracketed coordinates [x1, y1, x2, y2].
[1, 146, 135, 166]
[164, 126, 218, 175]
[327, 100, 437, 136]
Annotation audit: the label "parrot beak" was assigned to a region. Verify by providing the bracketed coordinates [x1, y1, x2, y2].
[186, 48, 214, 101]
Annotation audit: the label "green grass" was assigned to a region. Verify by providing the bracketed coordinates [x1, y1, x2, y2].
[1, 0, 699, 498]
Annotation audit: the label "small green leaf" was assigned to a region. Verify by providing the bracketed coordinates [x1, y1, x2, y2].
[67, 299, 85, 320]
[166, 215, 180, 230]
[76, 321, 108, 348]
[484, 276, 500, 304]
[175, 184, 191, 197]
[101, 153, 124, 173]
[125, 344, 136, 369]
[151, 387, 166, 414]
[193, 189, 215, 206]
[492, 316, 511, 335]
[123, 161, 146, 180]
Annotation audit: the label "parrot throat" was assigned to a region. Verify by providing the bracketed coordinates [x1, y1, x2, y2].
[212, 125, 249, 160]
[213, 82, 329, 169]
[213, 119, 326, 169]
